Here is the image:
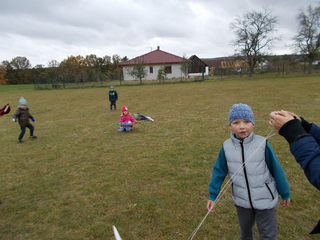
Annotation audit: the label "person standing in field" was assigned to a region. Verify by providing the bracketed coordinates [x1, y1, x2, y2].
[207, 103, 291, 240]
[12, 97, 37, 143]
[109, 86, 118, 111]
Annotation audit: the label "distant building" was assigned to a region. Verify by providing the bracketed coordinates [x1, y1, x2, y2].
[119, 46, 185, 80]
[188, 55, 209, 77]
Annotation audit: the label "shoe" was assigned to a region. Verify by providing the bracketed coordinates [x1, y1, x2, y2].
[17, 139, 24, 143]
[29, 136, 37, 139]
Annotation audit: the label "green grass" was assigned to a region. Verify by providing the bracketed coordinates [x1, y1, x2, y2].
[1, 75, 320, 239]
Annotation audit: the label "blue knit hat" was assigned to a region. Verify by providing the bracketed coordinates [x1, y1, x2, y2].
[19, 97, 27, 106]
[229, 103, 255, 125]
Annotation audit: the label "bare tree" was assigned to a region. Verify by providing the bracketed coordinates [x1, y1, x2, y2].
[48, 60, 60, 68]
[10, 56, 31, 70]
[125, 57, 148, 84]
[230, 8, 280, 77]
[293, 5, 320, 74]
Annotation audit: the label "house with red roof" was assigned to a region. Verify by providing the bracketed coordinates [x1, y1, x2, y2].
[119, 46, 185, 80]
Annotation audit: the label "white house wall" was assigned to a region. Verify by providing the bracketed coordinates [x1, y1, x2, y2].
[122, 64, 183, 81]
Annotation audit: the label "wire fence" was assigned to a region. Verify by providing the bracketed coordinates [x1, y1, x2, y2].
[33, 74, 207, 90]
[33, 64, 320, 90]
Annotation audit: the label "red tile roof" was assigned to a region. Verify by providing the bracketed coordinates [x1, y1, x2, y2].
[119, 46, 184, 66]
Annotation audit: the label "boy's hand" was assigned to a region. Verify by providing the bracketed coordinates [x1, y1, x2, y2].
[207, 200, 216, 213]
[31, 117, 35, 122]
[280, 198, 291, 207]
[12, 117, 17, 122]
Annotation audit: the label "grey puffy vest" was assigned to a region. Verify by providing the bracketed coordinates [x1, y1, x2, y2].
[223, 131, 279, 210]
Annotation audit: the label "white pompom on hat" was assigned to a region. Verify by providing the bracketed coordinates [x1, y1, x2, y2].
[19, 97, 27, 105]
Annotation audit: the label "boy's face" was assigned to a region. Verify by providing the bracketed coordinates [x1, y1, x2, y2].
[110, 88, 114, 91]
[229, 119, 254, 139]
[20, 104, 27, 109]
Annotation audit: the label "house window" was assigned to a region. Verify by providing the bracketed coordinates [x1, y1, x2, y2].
[165, 66, 172, 74]
[150, 66, 153, 73]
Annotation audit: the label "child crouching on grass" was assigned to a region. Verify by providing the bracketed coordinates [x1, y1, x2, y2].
[118, 106, 136, 132]
[207, 103, 291, 239]
[12, 97, 37, 143]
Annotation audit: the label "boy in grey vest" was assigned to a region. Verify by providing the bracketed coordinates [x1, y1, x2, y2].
[207, 103, 291, 240]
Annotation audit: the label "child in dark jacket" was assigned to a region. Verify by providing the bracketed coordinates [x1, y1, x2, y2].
[12, 97, 37, 143]
[109, 86, 118, 111]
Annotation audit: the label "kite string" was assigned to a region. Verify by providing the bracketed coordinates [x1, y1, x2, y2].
[187, 129, 276, 240]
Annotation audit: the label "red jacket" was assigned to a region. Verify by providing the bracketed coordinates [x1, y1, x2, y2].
[119, 113, 136, 127]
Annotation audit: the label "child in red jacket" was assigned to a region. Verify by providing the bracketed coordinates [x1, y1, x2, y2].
[118, 106, 136, 132]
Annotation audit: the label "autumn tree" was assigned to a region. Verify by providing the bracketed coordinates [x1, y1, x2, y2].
[46, 60, 60, 77]
[293, 5, 320, 74]
[0, 64, 7, 85]
[59, 55, 86, 82]
[230, 8, 280, 77]
[2, 56, 32, 84]
[48, 60, 60, 68]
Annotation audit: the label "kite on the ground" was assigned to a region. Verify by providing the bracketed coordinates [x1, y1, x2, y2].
[133, 113, 154, 122]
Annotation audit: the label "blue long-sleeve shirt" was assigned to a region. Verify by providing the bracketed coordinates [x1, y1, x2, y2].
[209, 142, 291, 201]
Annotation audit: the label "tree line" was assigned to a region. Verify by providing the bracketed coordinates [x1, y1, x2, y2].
[0, 54, 128, 85]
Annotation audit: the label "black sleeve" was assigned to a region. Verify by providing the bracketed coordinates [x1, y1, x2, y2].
[300, 117, 312, 133]
[279, 119, 310, 146]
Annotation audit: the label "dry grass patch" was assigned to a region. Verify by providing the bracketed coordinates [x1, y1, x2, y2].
[0, 75, 320, 239]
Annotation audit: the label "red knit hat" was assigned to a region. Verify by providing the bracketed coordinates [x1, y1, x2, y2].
[122, 106, 128, 112]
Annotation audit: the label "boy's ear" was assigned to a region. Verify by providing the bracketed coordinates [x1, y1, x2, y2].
[229, 125, 232, 130]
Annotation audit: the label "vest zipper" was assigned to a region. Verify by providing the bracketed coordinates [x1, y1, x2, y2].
[240, 140, 254, 209]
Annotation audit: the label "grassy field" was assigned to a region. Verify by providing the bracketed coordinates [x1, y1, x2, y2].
[0, 75, 320, 240]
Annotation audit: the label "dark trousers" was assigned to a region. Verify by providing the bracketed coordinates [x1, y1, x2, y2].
[19, 124, 34, 140]
[236, 206, 278, 240]
[110, 101, 116, 110]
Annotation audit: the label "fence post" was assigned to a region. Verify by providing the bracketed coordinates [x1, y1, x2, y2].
[33, 78, 37, 90]
[62, 76, 65, 89]
[201, 67, 204, 81]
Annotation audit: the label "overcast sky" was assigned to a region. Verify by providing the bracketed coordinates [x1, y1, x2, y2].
[0, 0, 318, 67]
